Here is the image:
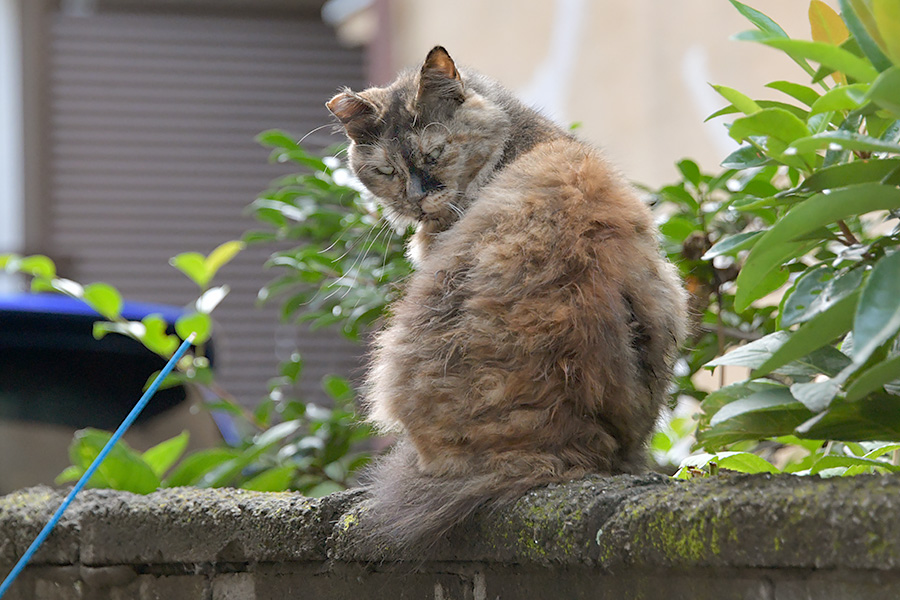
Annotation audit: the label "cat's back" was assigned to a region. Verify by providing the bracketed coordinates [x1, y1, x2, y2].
[427, 136, 659, 286]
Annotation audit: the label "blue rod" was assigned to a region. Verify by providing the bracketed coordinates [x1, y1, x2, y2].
[0, 334, 195, 598]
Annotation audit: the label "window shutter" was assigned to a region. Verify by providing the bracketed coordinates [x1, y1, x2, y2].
[43, 7, 367, 407]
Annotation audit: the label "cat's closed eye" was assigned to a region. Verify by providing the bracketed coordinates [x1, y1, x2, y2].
[377, 165, 395, 176]
[425, 146, 443, 165]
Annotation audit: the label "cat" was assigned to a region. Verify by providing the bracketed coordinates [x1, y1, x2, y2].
[327, 46, 687, 550]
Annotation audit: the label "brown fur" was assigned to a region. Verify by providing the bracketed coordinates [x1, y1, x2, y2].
[327, 47, 687, 550]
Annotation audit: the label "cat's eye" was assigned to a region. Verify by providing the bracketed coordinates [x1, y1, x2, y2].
[426, 146, 443, 164]
[377, 165, 395, 176]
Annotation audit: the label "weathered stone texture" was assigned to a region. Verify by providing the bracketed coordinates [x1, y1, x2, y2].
[2, 473, 899, 598]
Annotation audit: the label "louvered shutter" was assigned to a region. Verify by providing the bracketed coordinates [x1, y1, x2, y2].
[42, 6, 367, 407]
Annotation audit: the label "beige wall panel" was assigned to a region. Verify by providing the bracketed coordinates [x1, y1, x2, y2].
[388, 0, 830, 186]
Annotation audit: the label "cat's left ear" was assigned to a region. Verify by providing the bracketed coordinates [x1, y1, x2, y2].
[326, 90, 379, 142]
[417, 46, 464, 104]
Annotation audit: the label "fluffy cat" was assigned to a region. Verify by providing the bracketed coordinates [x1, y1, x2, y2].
[327, 47, 687, 549]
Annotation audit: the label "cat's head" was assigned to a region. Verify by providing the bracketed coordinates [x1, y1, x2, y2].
[327, 46, 510, 233]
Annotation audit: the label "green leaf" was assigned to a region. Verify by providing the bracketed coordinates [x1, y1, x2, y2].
[791, 158, 900, 194]
[659, 216, 699, 243]
[789, 130, 900, 154]
[256, 129, 299, 150]
[140, 313, 179, 356]
[82, 283, 123, 320]
[852, 250, 900, 364]
[16, 255, 56, 279]
[199, 420, 304, 488]
[809, 84, 870, 115]
[759, 38, 880, 83]
[728, 0, 789, 37]
[765, 81, 821, 107]
[810, 454, 900, 474]
[755, 293, 857, 379]
[781, 266, 863, 327]
[721, 145, 770, 169]
[701, 231, 763, 259]
[735, 183, 900, 312]
[674, 451, 780, 478]
[697, 381, 814, 448]
[799, 393, 900, 440]
[68, 429, 160, 494]
[790, 379, 842, 412]
[839, 0, 893, 71]
[141, 431, 190, 478]
[867, 66, 900, 118]
[322, 375, 354, 402]
[170, 252, 209, 288]
[873, 0, 900, 66]
[845, 354, 900, 401]
[92, 320, 144, 342]
[55, 465, 83, 484]
[728, 108, 812, 147]
[240, 465, 296, 492]
[204, 241, 244, 282]
[175, 312, 212, 345]
[162, 448, 241, 487]
[710, 84, 761, 115]
[306, 480, 344, 497]
[675, 159, 702, 187]
[706, 332, 789, 370]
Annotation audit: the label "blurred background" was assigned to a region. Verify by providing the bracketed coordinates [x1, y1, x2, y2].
[0, 0, 817, 491]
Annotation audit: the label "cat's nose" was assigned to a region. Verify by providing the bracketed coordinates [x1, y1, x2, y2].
[408, 170, 443, 200]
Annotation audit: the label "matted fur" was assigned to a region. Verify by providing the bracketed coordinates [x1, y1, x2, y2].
[327, 47, 687, 550]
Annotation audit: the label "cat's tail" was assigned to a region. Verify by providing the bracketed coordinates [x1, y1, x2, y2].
[362, 440, 537, 551]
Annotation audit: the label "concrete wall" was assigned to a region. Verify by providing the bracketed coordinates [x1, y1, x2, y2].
[380, 0, 827, 187]
[2, 473, 900, 599]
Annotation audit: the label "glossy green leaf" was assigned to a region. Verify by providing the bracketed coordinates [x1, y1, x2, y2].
[790, 378, 842, 412]
[175, 312, 212, 345]
[92, 320, 144, 342]
[728, 0, 789, 37]
[170, 252, 208, 287]
[698, 386, 813, 448]
[322, 375, 354, 402]
[845, 354, 900, 401]
[660, 217, 699, 243]
[755, 293, 857, 379]
[195, 285, 229, 314]
[791, 158, 900, 194]
[781, 267, 863, 327]
[866, 66, 900, 118]
[799, 393, 900, 440]
[735, 183, 900, 312]
[702, 231, 763, 259]
[721, 145, 770, 169]
[809, 84, 870, 115]
[199, 420, 304, 488]
[760, 38, 879, 83]
[840, 0, 893, 71]
[142, 431, 190, 478]
[240, 466, 297, 492]
[82, 283, 123, 320]
[852, 250, 900, 364]
[789, 130, 900, 154]
[706, 332, 789, 370]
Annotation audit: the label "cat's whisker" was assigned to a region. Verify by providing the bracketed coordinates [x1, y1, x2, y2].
[297, 123, 334, 146]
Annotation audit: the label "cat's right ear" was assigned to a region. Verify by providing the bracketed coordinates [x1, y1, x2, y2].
[418, 46, 464, 105]
[326, 91, 378, 141]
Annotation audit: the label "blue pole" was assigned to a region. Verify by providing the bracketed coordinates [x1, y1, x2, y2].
[0, 334, 196, 598]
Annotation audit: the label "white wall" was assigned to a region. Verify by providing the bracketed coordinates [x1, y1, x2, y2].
[0, 0, 23, 292]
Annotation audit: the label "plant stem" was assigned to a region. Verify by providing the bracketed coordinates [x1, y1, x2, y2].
[836, 220, 859, 246]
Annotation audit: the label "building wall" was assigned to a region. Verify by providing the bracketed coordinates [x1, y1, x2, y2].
[384, 0, 823, 187]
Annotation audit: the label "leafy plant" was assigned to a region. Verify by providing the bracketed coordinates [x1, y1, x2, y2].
[2, 240, 372, 495]
[663, 0, 900, 478]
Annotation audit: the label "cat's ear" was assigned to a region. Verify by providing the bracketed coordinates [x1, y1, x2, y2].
[326, 91, 378, 141]
[417, 46, 464, 104]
